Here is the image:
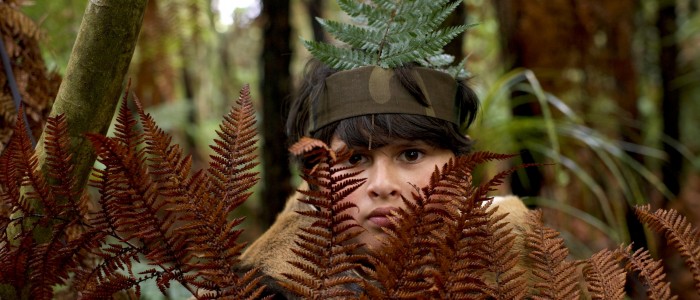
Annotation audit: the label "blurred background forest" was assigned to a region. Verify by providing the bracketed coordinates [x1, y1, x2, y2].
[1, 0, 699, 297]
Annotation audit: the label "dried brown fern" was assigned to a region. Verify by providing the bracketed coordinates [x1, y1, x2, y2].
[618, 244, 677, 300]
[1, 2, 60, 153]
[481, 210, 528, 300]
[187, 84, 266, 298]
[83, 103, 194, 296]
[428, 152, 525, 299]
[135, 84, 261, 297]
[0, 108, 104, 300]
[1, 86, 267, 299]
[80, 86, 267, 299]
[634, 204, 700, 294]
[583, 248, 626, 300]
[524, 210, 581, 300]
[360, 174, 447, 299]
[281, 139, 367, 299]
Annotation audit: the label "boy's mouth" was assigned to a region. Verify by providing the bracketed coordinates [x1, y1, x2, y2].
[367, 207, 399, 227]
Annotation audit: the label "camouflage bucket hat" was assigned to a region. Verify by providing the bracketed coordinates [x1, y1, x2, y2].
[310, 65, 460, 131]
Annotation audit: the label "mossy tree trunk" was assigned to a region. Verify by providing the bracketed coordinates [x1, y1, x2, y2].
[35, 0, 148, 195]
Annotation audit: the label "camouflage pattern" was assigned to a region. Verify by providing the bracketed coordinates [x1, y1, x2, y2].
[311, 66, 460, 131]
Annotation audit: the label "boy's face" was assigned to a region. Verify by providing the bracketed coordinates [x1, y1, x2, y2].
[330, 136, 454, 251]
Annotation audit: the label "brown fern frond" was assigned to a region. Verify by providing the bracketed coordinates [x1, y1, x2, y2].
[480, 209, 528, 300]
[112, 86, 141, 149]
[207, 84, 260, 211]
[618, 244, 677, 300]
[583, 248, 626, 300]
[362, 187, 445, 298]
[175, 170, 262, 298]
[72, 243, 143, 293]
[0, 4, 41, 40]
[11, 106, 55, 217]
[79, 272, 141, 300]
[182, 85, 266, 297]
[424, 156, 491, 299]
[0, 231, 33, 289]
[525, 210, 580, 299]
[82, 86, 266, 298]
[28, 221, 107, 299]
[426, 153, 530, 299]
[86, 133, 192, 294]
[282, 145, 366, 299]
[289, 136, 333, 157]
[133, 93, 192, 195]
[0, 110, 103, 299]
[634, 205, 700, 292]
[43, 113, 85, 219]
[0, 134, 30, 216]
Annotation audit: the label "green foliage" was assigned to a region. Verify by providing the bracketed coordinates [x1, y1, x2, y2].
[304, 0, 473, 79]
[471, 68, 676, 249]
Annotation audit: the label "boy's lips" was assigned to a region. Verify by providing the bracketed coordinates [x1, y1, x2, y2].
[367, 207, 400, 227]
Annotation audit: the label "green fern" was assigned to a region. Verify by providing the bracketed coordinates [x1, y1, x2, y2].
[304, 0, 474, 79]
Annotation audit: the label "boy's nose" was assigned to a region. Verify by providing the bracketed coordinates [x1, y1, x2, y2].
[366, 161, 401, 200]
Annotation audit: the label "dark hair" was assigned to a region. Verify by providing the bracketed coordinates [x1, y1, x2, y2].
[286, 59, 479, 160]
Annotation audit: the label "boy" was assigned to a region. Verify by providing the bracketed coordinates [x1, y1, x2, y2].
[238, 60, 529, 298]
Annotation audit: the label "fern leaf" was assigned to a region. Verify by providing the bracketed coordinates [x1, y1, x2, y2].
[79, 272, 140, 300]
[133, 93, 193, 198]
[0, 232, 33, 288]
[425, 156, 490, 299]
[207, 84, 259, 211]
[525, 210, 581, 300]
[12, 106, 55, 217]
[87, 133, 192, 293]
[42, 114, 80, 207]
[112, 87, 140, 150]
[481, 210, 528, 300]
[318, 18, 383, 52]
[0, 134, 31, 216]
[0, 4, 41, 40]
[282, 141, 366, 298]
[308, 0, 472, 74]
[303, 39, 376, 70]
[635, 205, 700, 293]
[362, 189, 443, 298]
[583, 248, 626, 300]
[618, 244, 677, 300]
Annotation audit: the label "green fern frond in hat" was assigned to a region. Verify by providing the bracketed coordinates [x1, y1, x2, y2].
[303, 0, 475, 79]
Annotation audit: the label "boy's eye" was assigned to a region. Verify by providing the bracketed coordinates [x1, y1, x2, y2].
[348, 154, 365, 165]
[401, 149, 424, 162]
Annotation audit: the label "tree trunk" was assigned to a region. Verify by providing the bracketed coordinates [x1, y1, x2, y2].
[658, 1, 682, 203]
[493, 0, 543, 197]
[307, 0, 326, 42]
[260, 0, 293, 228]
[34, 0, 147, 203]
[443, 1, 466, 62]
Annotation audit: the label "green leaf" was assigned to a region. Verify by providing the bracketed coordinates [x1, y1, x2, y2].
[304, 0, 474, 74]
